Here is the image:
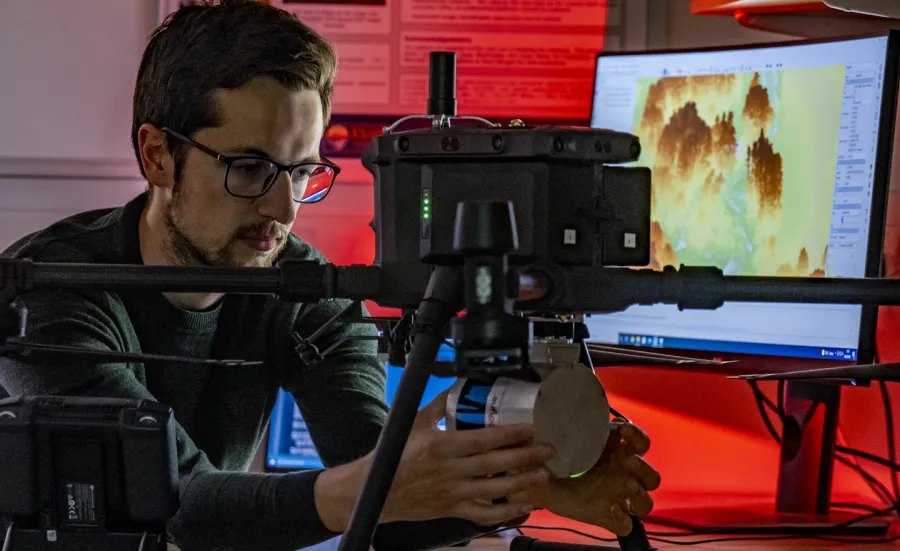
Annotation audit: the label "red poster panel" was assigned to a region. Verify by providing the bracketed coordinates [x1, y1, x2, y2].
[271, 0, 609, 121]
[691, 0, 827, 14]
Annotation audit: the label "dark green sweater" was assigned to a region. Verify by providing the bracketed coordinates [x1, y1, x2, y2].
[0, 193, 484, 551]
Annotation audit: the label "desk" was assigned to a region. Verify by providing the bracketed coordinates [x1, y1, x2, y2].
[435, 509, 900, 551]
[447, 537, 899, 550]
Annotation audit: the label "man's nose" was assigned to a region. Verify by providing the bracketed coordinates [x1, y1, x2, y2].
[256, 171, 298, 226]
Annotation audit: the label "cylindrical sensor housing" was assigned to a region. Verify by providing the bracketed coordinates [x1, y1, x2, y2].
[446, 365, 610, 478]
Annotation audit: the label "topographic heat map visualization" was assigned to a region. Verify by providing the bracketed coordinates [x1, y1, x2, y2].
[631, 67, 846, 277]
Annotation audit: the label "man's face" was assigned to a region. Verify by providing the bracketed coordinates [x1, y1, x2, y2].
[164, 77, 324, 268]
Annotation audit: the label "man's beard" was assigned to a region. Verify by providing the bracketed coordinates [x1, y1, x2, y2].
[163, 192, 288, 268]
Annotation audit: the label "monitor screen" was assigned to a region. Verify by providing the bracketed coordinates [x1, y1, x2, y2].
[587, 34, 897, 363]
[266, 344, 457, 470]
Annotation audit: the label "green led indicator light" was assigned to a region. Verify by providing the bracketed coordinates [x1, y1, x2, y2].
[424, 213, 430, 219]
[424, 198, 430, 205]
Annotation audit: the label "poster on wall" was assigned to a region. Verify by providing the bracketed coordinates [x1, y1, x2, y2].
[272, 0, 609, 130]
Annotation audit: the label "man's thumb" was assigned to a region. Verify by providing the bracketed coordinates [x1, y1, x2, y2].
[414, 389, 450, 429]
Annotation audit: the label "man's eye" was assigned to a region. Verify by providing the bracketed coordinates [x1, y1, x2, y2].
[237, 163, 265, 176]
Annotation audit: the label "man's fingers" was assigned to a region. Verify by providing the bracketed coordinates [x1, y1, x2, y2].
[628, 490, 655, 517]
[454, 500, 536, 528]
[454, 444, 555, 477]
[609, 504, 633, 536]
[414, 389, 450, 430]
[618, 423, 651, 455]
[456, 468, 550, 501]
[619, 454, 661, 492]
[434, 424, 536, 458]
[606, 470, 644, 501]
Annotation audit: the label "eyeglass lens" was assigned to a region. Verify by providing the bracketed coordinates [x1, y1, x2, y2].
[227, 158, 335, 203]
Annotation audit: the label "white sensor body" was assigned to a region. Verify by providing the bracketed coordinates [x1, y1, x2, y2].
[445, 340, 611, 478]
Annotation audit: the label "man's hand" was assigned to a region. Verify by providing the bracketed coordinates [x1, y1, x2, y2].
[510, 420, 661, 536]
[314, 391, 554, 531]
[381, 391, 555, 526]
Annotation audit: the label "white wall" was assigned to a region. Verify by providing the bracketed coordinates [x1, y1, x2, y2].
[0, 0, 157, 161]
[0, 1, 156, 250]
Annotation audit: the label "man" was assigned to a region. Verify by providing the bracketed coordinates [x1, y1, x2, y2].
[0, 1, 660, 550]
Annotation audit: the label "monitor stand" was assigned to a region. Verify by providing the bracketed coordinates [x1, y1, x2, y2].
[647, 381, 891, 536]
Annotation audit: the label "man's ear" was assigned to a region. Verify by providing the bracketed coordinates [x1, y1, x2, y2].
[137, 123, 175, 193]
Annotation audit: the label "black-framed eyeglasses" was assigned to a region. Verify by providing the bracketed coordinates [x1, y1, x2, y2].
[161, 127, 340, 204]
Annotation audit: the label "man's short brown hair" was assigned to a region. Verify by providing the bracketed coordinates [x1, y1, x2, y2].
[131, 0, 337, 179]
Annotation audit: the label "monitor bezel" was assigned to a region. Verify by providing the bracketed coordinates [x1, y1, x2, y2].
[589, 30, 900, 368]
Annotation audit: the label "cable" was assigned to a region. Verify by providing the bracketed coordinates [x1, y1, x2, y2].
[475, 506, 900, 542]
[835, 455, 897, 507]
[750, 380, 895, 501]
[837, 445, 900, 473]
[643, 503, 898, 535]
[647, 505, 900, 543]
[880, 380, 900, 504]
[748, 380, 781, 444]
[836, 426, 896, 508]
[648, 531, 900, 546]
[745, 379, 887, 507]
[747, 380, 896, 509]
[751, 381, 779, 414]
[776, 380, 785, 418]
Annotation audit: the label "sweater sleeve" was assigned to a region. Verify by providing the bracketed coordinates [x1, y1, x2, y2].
[284, 297, 497, 551]
[0, 287, 342, 551]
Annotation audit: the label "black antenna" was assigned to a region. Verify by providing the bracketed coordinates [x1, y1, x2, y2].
[427, 52, 456, 117]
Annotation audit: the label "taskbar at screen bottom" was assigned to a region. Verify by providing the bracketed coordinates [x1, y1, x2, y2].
[268, 456, 323, 470]
[614, 334, 858, 362]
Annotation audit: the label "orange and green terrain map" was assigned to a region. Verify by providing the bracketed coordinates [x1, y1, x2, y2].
[631, 66, 846, 277]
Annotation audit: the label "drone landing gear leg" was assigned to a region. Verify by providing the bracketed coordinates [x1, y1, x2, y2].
[337, 266, 464, 551]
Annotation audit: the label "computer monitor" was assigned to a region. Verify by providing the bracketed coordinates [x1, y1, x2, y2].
[266, 344, 457, 471]
[587, 33, 899, 366]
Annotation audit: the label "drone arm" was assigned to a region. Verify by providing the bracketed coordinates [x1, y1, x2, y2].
[12, 258, 900, 316]
[517, 265, 900, 314]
